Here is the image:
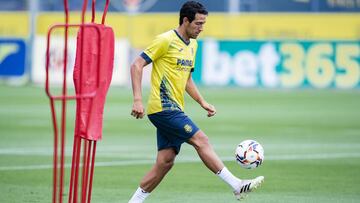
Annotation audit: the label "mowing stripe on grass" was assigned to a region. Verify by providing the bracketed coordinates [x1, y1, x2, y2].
[1, 152, 360, 171]
[1, 143, 359, 155]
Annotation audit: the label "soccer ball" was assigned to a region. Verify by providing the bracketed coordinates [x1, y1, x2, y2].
[235, 140, 264, 169]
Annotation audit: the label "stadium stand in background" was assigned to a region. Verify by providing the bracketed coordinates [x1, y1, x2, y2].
[1, 0, 360, 12]
[0, 0, 359, 88]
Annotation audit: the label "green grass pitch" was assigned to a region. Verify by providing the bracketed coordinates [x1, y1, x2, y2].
[0, 85, 359, 202]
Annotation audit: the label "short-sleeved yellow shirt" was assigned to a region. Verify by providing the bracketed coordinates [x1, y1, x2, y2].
[141, 30, 198, 115]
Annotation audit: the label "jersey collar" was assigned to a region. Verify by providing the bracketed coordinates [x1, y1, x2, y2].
[174, 30, 190, 46]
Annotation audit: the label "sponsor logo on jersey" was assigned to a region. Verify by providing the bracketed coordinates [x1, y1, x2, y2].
[177, 59, 193, 67]
[176, 59, 193, 72]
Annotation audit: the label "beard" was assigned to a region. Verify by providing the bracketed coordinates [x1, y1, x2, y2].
[188, 32, 199, 39]
[191, 34, 199, 39]
[185, 28, 199, 39]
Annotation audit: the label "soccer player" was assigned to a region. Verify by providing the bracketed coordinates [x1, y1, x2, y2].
[128, 1, 264, 202]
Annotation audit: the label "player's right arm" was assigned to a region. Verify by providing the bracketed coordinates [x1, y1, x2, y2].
[130, 56, 148, 119]
[130, 33, 169, 119]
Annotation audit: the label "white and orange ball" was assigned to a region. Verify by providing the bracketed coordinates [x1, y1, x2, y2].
[235, 140, 264, 169]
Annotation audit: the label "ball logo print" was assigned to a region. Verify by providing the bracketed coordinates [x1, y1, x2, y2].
[235, 140, 264, 169]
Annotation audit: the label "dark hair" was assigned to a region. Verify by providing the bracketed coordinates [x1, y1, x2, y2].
[179, 1, 208, 25]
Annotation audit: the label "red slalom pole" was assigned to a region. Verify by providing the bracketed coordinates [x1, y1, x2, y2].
[81, 140, 92, 203]
[50, 99, 58, 203]
[58, 0, 70, 201]
[46, 0, 114, 202]
[87, 141, 97, 203]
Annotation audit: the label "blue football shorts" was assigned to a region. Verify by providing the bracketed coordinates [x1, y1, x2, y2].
[148, 110, 200, 154]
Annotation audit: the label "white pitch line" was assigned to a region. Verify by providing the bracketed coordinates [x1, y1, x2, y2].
[1, 152, 360, 171]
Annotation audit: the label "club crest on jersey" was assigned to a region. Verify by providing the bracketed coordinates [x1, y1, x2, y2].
[184, 124, 193, 133]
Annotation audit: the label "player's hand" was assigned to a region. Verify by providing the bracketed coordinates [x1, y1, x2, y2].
[201, 101, 216, 117]
[131, 100, 145, 119]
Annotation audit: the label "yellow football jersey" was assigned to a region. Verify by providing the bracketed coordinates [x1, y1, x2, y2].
[141, 30, 198, 115]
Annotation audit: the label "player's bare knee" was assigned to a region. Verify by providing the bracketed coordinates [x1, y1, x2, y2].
[190, 133, 210, 150]
[156, 155, 175, 171]
[158, 159, 174, 171]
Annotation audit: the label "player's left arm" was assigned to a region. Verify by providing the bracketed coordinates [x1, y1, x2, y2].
[186, 74, 216, 117]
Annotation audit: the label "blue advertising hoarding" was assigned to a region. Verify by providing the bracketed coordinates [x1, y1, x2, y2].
[0, 39, 26, 77]
[194, 40, 360, 88]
